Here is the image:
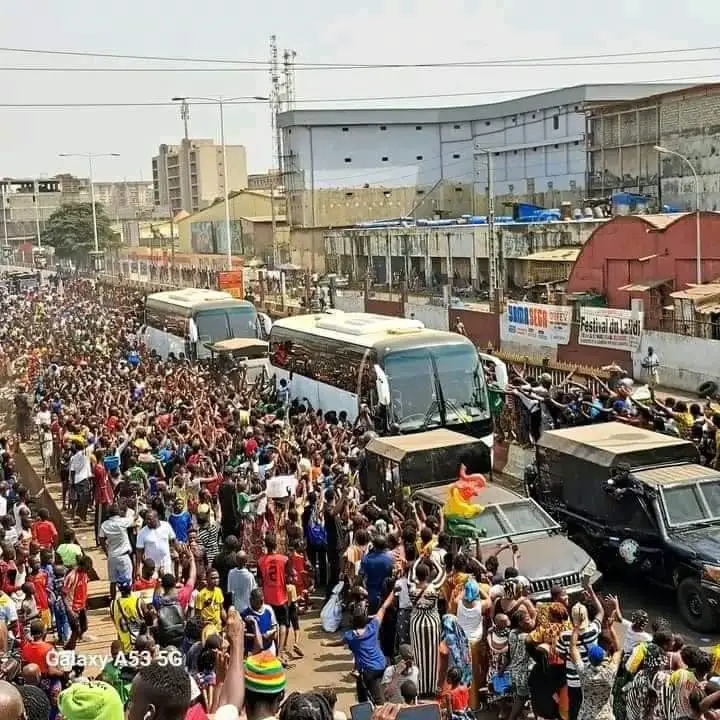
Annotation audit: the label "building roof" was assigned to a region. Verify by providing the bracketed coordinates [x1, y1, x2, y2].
[587, 82, 720, 113]
[278, 83, 694, 127]
[240, 215, 287, 224]
[516, 248, 580, 262]
[670, 283, 720, 301]
[638, 212, 690, 229]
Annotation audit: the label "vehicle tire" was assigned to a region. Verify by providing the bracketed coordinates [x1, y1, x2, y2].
[677, 577, 716, 633]
[698, 380, 719, 398]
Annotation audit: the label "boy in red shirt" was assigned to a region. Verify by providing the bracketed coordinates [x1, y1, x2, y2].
[29, 561, 51, 630]
[257, 534, 291, 660]
[132, 558, 160, 603]
[64, 555, 92, 650]
[31, 509, 58, 549]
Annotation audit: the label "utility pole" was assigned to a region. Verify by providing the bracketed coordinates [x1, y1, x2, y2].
[270, 35, 280, 268]
[33, 180, 42, 250]
[180, 99, 192, 213]
[475, 148, 500, 310]
[1, 183, 9, 268]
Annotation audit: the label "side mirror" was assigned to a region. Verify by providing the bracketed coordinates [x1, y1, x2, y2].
[374, 364, 391, 406]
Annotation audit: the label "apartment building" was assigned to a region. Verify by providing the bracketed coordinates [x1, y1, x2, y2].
[152, 138, 248, 214]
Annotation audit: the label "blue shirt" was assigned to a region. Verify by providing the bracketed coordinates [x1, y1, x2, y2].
[360, 550, 393, 606]
[168, 510, 192, 543]
[343, 617, 386, 672]
[242, 605, 277, 651]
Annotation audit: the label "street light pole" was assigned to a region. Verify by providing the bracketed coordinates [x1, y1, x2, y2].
[89, 154, 99, 253]
[218, 98, 233, 270]
[654, 145, 702, 284]
[171, 95, 269, 271]
[475, 148, 498, 306]
[58, 152, 120, 269]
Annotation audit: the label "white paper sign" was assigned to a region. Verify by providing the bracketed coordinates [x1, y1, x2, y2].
[266, 474, 298, 499]
[578, 307, 643, 351]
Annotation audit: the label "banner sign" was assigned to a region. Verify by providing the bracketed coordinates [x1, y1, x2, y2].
[502, 301, 572, 345]
[218, 270, 244, 298]
[579, 307, 643, 351]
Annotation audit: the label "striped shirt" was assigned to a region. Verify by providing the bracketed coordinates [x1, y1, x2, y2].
[556, 618, 601, 688]
[197, 523, 221, 564]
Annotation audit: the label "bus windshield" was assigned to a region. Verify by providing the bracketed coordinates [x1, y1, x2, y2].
[194, 306, 258, 343]
[195, 310, 230, 343]
[384, 343, 489, 432]
[228, 306, 258, 339]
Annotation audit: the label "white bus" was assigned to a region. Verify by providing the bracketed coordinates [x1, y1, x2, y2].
[143, 288, 270, 360]
[269, 312, 493, 447]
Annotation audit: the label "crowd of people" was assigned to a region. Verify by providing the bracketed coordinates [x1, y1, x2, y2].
[0, 277, 718, 720]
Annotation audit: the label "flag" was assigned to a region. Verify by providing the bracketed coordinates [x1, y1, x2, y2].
[442, 464, 487, 537]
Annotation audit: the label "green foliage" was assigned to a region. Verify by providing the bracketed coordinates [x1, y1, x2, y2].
[43, 202, 118, 258]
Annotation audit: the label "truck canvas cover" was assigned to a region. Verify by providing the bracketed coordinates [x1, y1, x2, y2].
[536, 423, 699, 515]
[538, 423, 697, 469]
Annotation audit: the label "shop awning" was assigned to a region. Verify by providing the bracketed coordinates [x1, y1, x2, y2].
[618, 278, 672, 292]
[695, 303, 720, 314]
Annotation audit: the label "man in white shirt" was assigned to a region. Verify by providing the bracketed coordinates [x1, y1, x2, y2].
[227, 551, 257, 614]
[641, 346, 661, 388]
[136, 510, 176, 575]
[99, 504, 135, 596]
[0, 482, 7, 518]
[68, 443, 92, 520]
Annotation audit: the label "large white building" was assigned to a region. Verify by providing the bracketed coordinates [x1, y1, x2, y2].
[277, 83, 690, 225]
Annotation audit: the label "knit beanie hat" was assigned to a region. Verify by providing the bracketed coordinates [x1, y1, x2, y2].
[244, 651, 287, 694]
[58, 681, 124, 720]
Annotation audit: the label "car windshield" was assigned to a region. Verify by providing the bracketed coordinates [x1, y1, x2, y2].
[475, 500, 557, 542]
[227, 306, 258, 339]
[661, 480, 720, 526]
[384, 344, 489, 431]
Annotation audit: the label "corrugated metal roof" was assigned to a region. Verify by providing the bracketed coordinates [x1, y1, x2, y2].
[639, 213, 690, 229]
[696, 303, 720, 314]
[618, 278, 672, 292]
[240, 215, 287, 223]
[670, 284, 720, 300]
[516, 248, 580, 262]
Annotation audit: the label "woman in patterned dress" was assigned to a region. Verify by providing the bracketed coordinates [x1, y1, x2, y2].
[409, 556, 446, 697]
[570, 623, 622, 720]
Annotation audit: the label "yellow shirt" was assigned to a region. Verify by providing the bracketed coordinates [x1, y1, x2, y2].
[195, 587, 224, 628]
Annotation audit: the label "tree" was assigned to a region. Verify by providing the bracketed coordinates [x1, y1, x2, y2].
[43, 202, 118, 260]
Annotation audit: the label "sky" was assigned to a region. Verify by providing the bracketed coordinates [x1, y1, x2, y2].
[1, 0, 719, 182]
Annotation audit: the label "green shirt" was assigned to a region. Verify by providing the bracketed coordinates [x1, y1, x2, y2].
[236, 491, 251, 516]
[99, 661, 131, 705]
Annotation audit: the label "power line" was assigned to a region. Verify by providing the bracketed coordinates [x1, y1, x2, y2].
[0, 72, 717, 109]
[0, 44, 719, 69]
[2, 54, 720, 73]
[0, 56, 720, 73]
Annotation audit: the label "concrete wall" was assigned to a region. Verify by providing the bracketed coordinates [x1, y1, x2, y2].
[281, 102, 586, 197]
[334, 290, 364, 313]
[660, 88, 720, 211]
[288, 228, 326, 273]
[632, 330, 719, 393]
[406, 299, 449, 331]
